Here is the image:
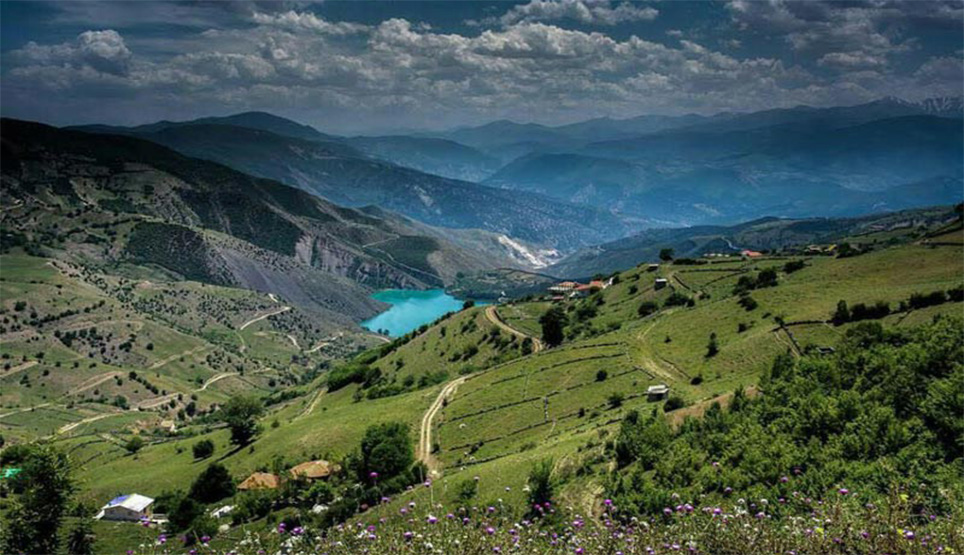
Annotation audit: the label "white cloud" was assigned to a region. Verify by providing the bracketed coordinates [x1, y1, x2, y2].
[251, 10, 370, 35]
[475, 0, 658, 27]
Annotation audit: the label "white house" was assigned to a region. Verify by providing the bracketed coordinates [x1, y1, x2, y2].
[647, 384, 670, 400]
[654, 278, 669, 290]
[95, 494, 154, 522]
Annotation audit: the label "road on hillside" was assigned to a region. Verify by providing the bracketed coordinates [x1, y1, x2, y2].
[417, 376, 466, 475]
[484, 305, 545, 352]
[239, 306, 291, 331]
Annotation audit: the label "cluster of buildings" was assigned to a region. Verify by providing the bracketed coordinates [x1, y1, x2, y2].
[547, 278, 612, 300]
[95, 459, 339, 523]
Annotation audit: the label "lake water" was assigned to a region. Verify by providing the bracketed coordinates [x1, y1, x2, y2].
[361, 289, 482, 338]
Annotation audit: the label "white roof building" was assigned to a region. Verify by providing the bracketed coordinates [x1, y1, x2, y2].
[95, 493, 155, 521]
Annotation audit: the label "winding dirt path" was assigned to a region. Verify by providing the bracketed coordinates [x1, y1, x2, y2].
[417, 377, 466, 475]
[239, 306, 291, 331]
[484, 305, 544, 352]
[149, 345, 209, 370]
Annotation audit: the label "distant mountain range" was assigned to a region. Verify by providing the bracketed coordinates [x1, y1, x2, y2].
[73, 115, 632, 252]
[0, 119, 546, 321]
[68, 96, 963, 252]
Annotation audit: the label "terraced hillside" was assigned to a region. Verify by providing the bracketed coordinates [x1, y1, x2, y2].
[0, 254, 372, 445]
[42, 224, 960, 552]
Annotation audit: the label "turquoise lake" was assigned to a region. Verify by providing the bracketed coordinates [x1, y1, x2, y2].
[361, 289, 483, 338]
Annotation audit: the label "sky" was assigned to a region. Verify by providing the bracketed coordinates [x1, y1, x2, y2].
[1, 0, 962, 134]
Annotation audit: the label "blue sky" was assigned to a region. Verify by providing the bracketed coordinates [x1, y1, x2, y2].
[1, 1, 961, 134]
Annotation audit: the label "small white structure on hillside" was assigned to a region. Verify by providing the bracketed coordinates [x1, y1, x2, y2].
[95, 494, 154, 521]
[654, 278, 669, 290]
[647, 384, 670, 401]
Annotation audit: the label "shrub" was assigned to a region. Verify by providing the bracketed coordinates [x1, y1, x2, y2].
[783, 259, 806, 273]
[638, 301, 659, 317]
[596, 370, 608, 382]
[663, 396, 686, 412]
[123, 435, 144, 455]
[192, 439, 215, 460]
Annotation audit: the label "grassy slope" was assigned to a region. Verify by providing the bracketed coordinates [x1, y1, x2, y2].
[0, 254, 367, 443]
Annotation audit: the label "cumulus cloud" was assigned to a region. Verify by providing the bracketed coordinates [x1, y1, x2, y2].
[473, 0, 658, 27]
[251, 10, 371, 35]
[11, 30, 132, 76]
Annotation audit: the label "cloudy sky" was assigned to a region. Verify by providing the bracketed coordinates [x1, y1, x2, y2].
[1, 0, 961, 134]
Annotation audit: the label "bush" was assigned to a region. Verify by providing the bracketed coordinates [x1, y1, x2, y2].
[738, 294, 758, 311]
[783, 259, 806, 273]
[357, 421, 414, 481]
[192, 439, 215, 460]
[189, 463, 236, 504]
[526, 459, 554, 512]
[456, 478, 478, 502]
[221, 395, 264, 446]
[637, 301, 658, 317]
[539, 307, 567, 347]
[608, 392, 624, 408]
[663, 396, 686, 412]
[124, 435, 144, 455]
[663, 292, 692, 308]
[596, 370, 608, 382]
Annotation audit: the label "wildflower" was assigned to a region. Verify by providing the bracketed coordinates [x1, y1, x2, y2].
[201, 535, 211, 544]
[369, 471, 378, 479]
[292, 526, 304, 536]
[838, 488, 849, 496]
[404, 531, 414, 541]
[158, 534, 167, 545]
[277, 523, 286, 534]
[604, 499, 612, 506]
[780, 476, 789, 483]
[905, 531, 916, 540]
[486, 526, 496, 535]
[427, 515, 438, 524]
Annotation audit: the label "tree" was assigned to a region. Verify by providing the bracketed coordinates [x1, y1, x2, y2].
[221, 395, 264, 446]
[539, 307, 567, 348]
[66, 516, 95, 555]
[1, 445, 74, 554]
[832, 300, 850, 326]
[189, 463, 236, 504]
[193, 439, 215, 460]
[659, 248, 674, 262]
[638, 301, 658, 317]
[358, 421, 414, 481]
[608, 392, 625, 408]
[462, 300, 475, 310]
[520, 337, 533, 355]
[596, 370, 608, 382]
[706, 333, 719, 357]
[124, 435, 144, 455]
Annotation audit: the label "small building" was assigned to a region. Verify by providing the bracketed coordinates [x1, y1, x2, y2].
[646, 384, 670, 401]
[290, 460, 339, 481]
[548, 281, 580, 294]
[741, 249, 763, 258]
[95, 494, 154, 522]
[238, 472, 280, 491]
[647, 264, 660, 272]
[211, 505, 234, 519]
[654, 278, 668, 290]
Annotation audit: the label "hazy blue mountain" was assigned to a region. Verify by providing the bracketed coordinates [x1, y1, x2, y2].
[111, 124, 632, 250]
[483, 114, 962, 225]
[74, 111, 336, 142]
[345, 135, 500, 181]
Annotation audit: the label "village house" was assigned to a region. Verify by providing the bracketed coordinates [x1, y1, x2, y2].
[290, 460, 340, 481]
[654, 278, 668, 290]
[95, 494, 154, 522]
[548, 278, 612, 299]
[647, 263, 660, 272]
[238, 472, 280, 491]
[741, 249, 764, 258]
[647, 384, 670, 401]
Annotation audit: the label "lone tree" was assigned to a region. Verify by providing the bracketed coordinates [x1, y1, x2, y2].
[832, 300, 851, 326]
[193, 439, 215, 460]
[124, 435, 144, 455]
[707, 332, 719, 357]
[539, 307, 567, 348]
[221, 395, 264, 446]
[659, 248, 675, 262]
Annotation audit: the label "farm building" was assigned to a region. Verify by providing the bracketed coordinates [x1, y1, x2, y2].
[238, 472, 280, 491]
[95, 494, 154, 521]
[548, 281, 580, 294]
[646, 384, 670, 401]
[647, 264, 660, 272]
[741, 249, 763, 258]
[290, 460, 340, 481]
[654, 278, 668, 290]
